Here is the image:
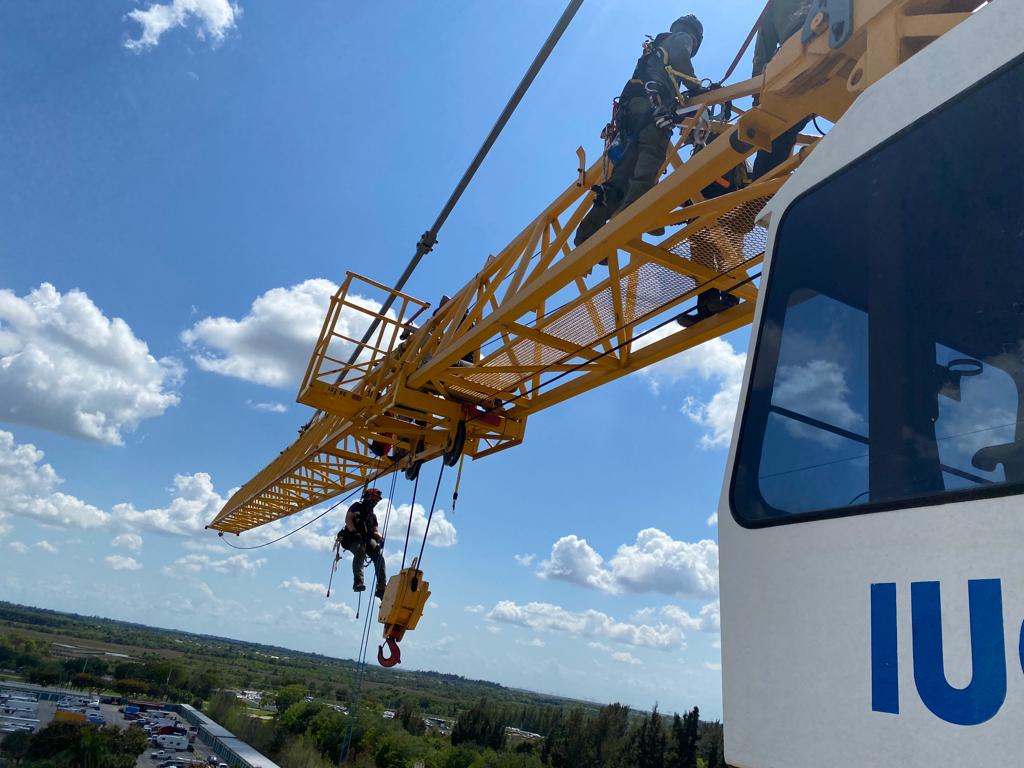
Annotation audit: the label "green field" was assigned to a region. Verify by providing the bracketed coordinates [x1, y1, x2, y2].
[0, 601, 724, 767]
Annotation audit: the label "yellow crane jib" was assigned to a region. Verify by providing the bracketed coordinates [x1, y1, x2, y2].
[376, 562, 430, 668]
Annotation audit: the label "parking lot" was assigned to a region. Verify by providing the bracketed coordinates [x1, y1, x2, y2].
[32, 700, 217, 768]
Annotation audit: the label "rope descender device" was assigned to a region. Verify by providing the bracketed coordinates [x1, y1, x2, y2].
[376, 559, 431, 668]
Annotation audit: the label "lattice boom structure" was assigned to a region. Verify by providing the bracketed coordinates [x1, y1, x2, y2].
[210, 0, 976, 534]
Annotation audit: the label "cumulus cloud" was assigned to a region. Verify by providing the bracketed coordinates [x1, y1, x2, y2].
[181, 279, 384, 390]
[706, 512, 718, 527]
[662, 601, 720, 633]
[0, 431, 110, 528]
[384, 503, 457, 549]
[537, 529, 718, 599]
[167, 552, 265, 575]
[488, 600, 683, 650]
[105, 555, 142, 571]
[513, 553, 536, 567]
[638, 334, 746, 448]
[112, 532, 144, 552]
[280, 577, 327, 596]
[34, 540, 58, 553]
[125, 0, 241, 51]
[464, 604, 485, 614]
[774, 360, 865, 444]
[114, 473, 225, 536]
[0, 284, 182, 444]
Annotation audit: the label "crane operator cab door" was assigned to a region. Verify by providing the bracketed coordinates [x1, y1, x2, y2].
[719, 4, 1024, 767]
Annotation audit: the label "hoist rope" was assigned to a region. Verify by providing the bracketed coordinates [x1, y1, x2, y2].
[400, 472, 421, 570]
[415, 462, 447, 570]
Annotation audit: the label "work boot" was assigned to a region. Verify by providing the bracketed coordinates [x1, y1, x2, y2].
[575, 203, 611, 247]
[353, 581, 366, 593]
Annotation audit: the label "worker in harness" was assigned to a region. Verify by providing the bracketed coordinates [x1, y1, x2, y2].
[335, 488, 387, 599]
[752, 0, 812, 178]
[574, 14, 706, 248]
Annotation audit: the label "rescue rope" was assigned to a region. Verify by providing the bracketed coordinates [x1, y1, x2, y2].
[721, 0, 776, 83]
[451, 454, 466, 514]
[218, 492, 356, 551]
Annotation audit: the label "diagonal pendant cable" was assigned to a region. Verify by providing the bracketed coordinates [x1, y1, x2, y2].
[337, 0, 585, 375]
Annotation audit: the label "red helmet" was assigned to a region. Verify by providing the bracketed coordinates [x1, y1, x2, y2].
[363, 487, 382, 500]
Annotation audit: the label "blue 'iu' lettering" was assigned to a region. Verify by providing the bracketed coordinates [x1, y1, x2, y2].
[871, 583, 899, 714]
[911, 579, 1006, 726]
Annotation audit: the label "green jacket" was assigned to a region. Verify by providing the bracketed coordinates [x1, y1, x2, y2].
[752, 0, 811, 76]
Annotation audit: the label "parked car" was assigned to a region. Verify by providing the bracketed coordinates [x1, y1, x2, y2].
[150, 751, 168, 760]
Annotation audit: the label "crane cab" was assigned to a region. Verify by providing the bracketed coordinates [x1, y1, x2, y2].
[719, 3, 1024, 766]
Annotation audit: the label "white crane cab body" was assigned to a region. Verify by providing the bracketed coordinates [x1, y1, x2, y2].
[719, 3, 1024, 766]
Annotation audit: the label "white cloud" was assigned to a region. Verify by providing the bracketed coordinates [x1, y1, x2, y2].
[182, 279, 385, 390]
[34, 540, 58, 554]
[537, 528, 718, 599]
[112, 533, 144, 552]
[246, 400, 288, 414]
[662, 601, 720, 633]
[280, 577, 327, 596]
[520, 638, 546, 648]
[704, 661, 722, 671]
[384, 503, 457, 549]
[125, 0, 240, 51]
[0, 284, 182, 445]
[0, 512, 9, 539]
[115, 473, 225, 536]
[0, 431, 110, 528]
[488, 600, 684, 650]
[537, 535, 616, 593]
[9, 542, 28, 554]
[706, 512, 718, 527]
[513, 553, 536, 567]
[612, 651, 643, 666]
[638, 334, 746, 448]
[166, 553, 265, 575]
[774, 360, 864, 444]
[464, 604, 485, 614]
[105, 555, 142, 571]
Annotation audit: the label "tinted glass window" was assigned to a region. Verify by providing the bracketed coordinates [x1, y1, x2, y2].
[732, 56, 1024, 526]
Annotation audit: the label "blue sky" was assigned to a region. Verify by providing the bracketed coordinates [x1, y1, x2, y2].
[0, 0, 767, 718]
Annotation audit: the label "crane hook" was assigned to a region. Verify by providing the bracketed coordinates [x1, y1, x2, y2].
[377, 636, 402, 668]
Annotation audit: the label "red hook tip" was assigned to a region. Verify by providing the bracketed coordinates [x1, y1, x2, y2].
[377, 637, 401, 668]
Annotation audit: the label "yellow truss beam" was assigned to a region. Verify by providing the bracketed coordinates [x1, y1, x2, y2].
[209, 0, 975, 535]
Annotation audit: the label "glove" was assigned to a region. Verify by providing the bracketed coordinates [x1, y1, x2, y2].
[653, 105, 678, 130]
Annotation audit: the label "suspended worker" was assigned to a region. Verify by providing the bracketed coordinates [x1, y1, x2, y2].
[335, 487, 387, 599]
[751, 0, 812, 178]
[574, 14, 706, 248]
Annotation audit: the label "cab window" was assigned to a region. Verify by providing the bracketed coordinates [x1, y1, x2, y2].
[731, 55, 1024, 526]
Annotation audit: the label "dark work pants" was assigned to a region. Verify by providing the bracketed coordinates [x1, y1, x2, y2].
[752, 117, 810, 179]
[351, 538, 386, 591]
[575, 97, 671, 246]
